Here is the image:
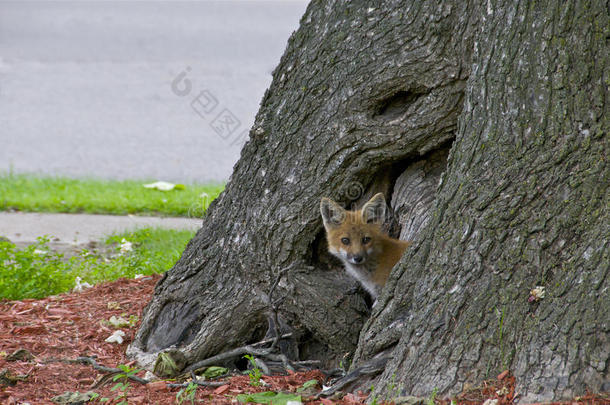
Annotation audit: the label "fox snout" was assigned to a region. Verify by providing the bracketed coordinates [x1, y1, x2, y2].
[348, 253, 365, 264]
[331, 246, 368, 265]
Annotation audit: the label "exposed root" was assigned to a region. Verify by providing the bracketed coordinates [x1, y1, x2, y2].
[43, 356, 149, 387]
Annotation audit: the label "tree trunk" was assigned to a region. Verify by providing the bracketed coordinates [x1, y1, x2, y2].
[354, 0, 610, 402]
[129, 0, 609, 401]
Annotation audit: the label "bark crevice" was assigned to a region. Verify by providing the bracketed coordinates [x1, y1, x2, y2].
[372, 88, 431, 120]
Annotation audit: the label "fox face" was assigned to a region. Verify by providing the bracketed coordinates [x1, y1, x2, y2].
[320, 193, 389, 297]
[320, 193, 386, 266]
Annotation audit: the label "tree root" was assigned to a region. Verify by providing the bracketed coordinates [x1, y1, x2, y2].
[180, 264, 326, 378]
[43, 356, 149, 387]
[183, 333, 320, 375]
[318, 357, 389, 398]
[166, 370, 227, 389]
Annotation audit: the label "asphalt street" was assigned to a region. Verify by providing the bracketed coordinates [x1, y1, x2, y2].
[0, 0, 308, 182]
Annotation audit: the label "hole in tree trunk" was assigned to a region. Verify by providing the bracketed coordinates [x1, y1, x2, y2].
[311, 139, 453, 289]
[299, 140, 454, 367]
[234, 355, 250, 372]
[373, 88, 430, 119]
[298, 331, 337, 366]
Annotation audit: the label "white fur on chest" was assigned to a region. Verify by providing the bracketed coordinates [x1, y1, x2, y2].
[344, 263, 379, 298]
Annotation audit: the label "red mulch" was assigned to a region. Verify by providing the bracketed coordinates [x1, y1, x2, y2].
[0, 275, 608, 405]
[0, 275, 365, 404]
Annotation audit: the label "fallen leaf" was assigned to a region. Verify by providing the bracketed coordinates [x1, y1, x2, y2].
[297, 379, 318, 392]
[6, 349, 34, 362]
[50, 391, 97, 405]
[343, 392, 364, 404]
[73, 277, 93, 293]
[108, 315, 130, 328]
[147, 381, 168, 392]
[119, 239, 133, 254]
[104, 330, 126, 344]
[213, 384, 229, 394]
[203, 366, 229, 378]
[0, 368, 28, 387]
[14, 325, 47, 334]
[107, 301, 121, 310]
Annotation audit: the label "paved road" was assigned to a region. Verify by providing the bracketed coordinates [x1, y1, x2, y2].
[0, 0, 308, 182]
[0, 212, 201, 247]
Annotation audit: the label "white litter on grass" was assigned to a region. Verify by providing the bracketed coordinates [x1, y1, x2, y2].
[143, 181, 175, 191]
[105, 330, 126, 344]
[73, 277, 92, 293]
[134, 274, 144, 279]
[143, 181, 185, 191]
[119, 238, 133, 254]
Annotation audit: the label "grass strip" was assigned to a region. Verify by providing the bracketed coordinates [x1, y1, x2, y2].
[0, 173, 224, 217]
[0, 227, 194, 300]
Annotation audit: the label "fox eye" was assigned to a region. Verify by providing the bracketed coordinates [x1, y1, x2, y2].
[362, 236, 371, 244]
[341, 237, 350, 245]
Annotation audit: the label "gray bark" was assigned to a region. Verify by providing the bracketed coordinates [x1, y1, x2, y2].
[129, 0, 473, 370]
[355, 0, 610, 402]
[129, 0, 609, 402]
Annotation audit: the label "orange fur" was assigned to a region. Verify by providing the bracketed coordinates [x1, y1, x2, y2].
[320, 193, 410, 298]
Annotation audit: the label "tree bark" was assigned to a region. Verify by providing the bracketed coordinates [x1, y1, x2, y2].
[129, 0, 609, 402]
[355, 0, 610, 402]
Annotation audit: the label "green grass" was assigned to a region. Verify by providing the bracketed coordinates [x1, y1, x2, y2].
[0, 173, 224, 217]
[0, 227, 195, 301]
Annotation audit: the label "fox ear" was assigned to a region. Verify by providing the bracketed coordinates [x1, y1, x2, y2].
[320, 197, 346, 227]
[361, 193, 386, 224]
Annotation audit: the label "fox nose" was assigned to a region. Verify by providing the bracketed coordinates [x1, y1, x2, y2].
[352, 255, 364, 263]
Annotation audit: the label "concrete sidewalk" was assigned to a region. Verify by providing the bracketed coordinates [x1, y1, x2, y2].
[0, 212, 201, 246]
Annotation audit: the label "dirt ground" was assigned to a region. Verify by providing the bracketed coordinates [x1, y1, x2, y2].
[1, 275, 608, 405]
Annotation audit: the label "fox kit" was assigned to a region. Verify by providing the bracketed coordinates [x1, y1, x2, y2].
[320, 193, 411, 298]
